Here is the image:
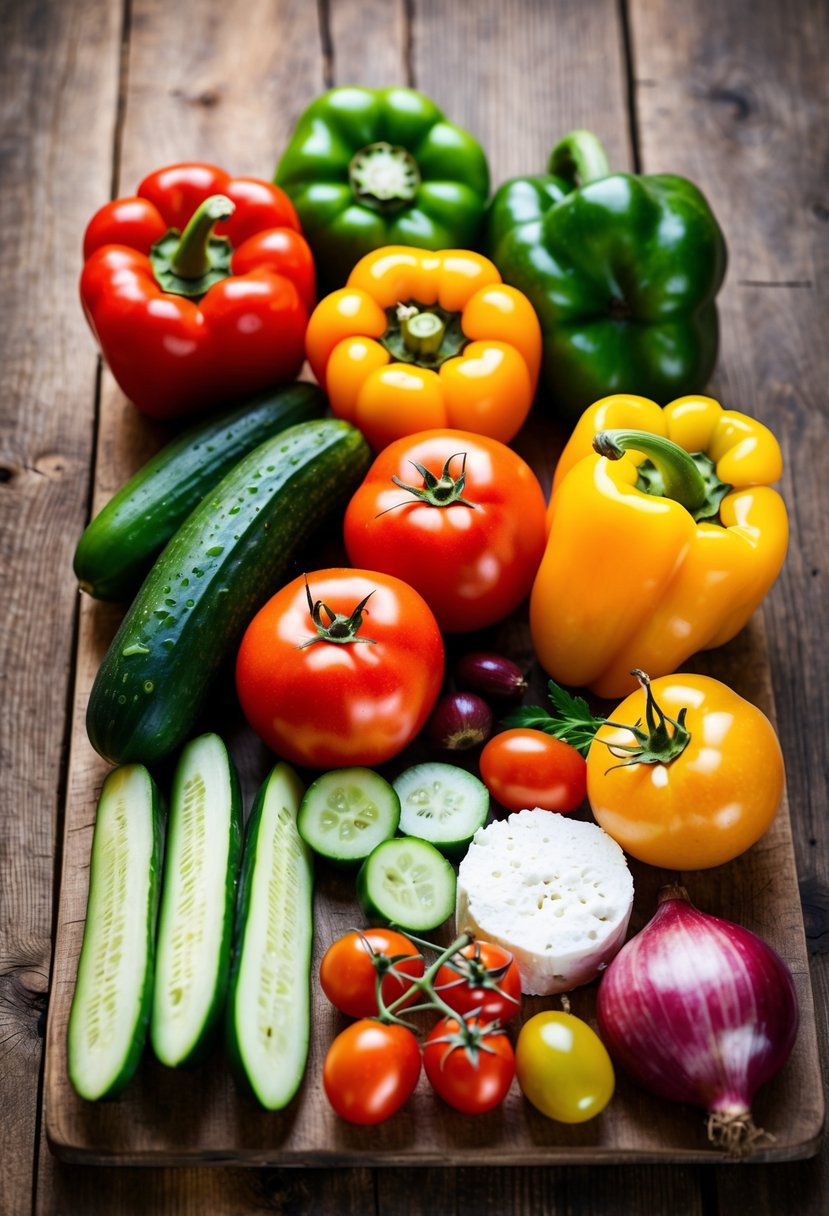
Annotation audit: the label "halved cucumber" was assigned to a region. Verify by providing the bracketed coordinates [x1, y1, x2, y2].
[226, 763, 312, 1110]
[298, 767, 399, 864]
[151, 733, 242, 1068]
[393, 762, 489, 857]
[67, 764, 163, 1101]
[356, 837, 456, 932]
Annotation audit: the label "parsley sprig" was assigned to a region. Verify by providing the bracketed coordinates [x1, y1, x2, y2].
[502, 680, 606, 757]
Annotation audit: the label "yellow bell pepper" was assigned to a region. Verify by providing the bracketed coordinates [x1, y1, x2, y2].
[305, 246, 541, 450]
[530, 394, 788, 699]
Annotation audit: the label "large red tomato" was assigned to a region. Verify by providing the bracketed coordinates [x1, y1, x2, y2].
[343, 430, 548, 633]
[235, 568, 444, 768]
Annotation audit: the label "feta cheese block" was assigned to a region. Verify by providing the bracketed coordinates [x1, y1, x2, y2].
[455, 809, 634, 995]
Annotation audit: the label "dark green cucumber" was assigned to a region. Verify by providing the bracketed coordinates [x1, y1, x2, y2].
[226, 762, 313, 1110]
[67, 764, 163, 1101]
[86, 418, 371, 765]
[74, 382, 326, 601]
[151, 733, 242, 1068]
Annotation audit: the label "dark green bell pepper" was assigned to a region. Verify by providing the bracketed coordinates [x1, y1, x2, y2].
[484, 130, 727, 423]
[275, 86, 489, 291]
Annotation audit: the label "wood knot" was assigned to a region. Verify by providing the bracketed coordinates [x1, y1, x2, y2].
[706, 83, 755, 122]
[799, 875, 829, 954]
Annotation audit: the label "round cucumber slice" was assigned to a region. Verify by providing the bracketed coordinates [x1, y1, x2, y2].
[393, 762, 489, 856]
[298, 767, 400, 864]
[356, 837, 456, 932]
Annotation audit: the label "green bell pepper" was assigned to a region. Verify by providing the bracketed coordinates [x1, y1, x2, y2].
[275, 86, 489, 291]
[484, 130, 727, 423]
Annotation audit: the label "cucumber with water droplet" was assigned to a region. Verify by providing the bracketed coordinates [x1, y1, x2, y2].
[226, 762, 313, 1110]
[74, 382, 326, 601]
[151, 733, 242, 1068]
[85, 418, 371, 765]
[67, 764, 163, 1101]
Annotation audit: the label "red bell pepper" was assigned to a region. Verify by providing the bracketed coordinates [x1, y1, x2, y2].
[81, 163, 316, 419]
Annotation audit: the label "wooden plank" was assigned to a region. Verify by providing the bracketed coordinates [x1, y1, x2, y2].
[328, 0, 409, 86]
[628, 0, 829, 1210]
[0, 1, 121, 1214]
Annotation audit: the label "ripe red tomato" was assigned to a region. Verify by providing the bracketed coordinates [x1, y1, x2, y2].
[343, 430, 548, 633]
[323, 1019, 422, 1125]
[319, 929, 425, 1019]
[423, 1016, 515, 1114]
[479, 729, 587, 812]
[434, 941, 522, 1023]
[236, 568, 444, 768]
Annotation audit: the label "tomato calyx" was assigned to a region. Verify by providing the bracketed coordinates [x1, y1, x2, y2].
[599, 669, 691, 770]
[298, 575, 377, 649]
[380, 451, 479, 516]
[427, 1014, 510, 1070]
[436, 941, 521, 1017]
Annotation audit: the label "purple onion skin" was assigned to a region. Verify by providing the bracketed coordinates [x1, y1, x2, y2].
[427, 692, 493, 751]
[454, 652, 528, 702]
[596, 885, 798, 1154]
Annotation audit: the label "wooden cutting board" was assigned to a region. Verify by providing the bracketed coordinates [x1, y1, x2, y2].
[43, 397, 824, 1167]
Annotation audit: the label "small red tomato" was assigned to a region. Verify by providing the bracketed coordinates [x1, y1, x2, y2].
[323, 1019, 422, 1125]
[423, 1016, 515, 1114]
[319, 928, 424, 1019]
[479, 728, 587, 812]
[434, 941, 522, 1023]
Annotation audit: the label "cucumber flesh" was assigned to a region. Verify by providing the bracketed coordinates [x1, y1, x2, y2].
[356, 837, 456, 932]
[226, 763, 312, 1110]
[298, 767, 400, 864]
[151, 733, 241, 1068]
[67, 765, 162, 1101]
[394, 762, 489, 856]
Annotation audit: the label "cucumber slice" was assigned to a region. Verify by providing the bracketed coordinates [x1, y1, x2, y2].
[151, 733, 242, 1068]
[393, 762, 489, 856]
[356, 837, 456, 932]
[226, 763, 313, 1110]
[67, 764, 163, 1101]
[298, 767, 400, 864]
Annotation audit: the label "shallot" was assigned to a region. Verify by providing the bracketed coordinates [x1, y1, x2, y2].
[596, 884, 798, 1156]
[427, 691, 493, 751]
[454, 652, 528, 702]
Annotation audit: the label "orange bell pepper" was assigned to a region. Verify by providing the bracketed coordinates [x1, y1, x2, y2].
[305, 246, 541, 450]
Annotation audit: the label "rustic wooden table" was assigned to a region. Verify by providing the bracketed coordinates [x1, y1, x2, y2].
[2, 0, 827, 1211]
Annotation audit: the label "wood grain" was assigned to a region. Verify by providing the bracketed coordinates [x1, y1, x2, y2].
[0, 1, 121, 1213]
[628, 0, 829, 1210]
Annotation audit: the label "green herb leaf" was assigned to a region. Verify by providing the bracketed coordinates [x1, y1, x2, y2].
[502, 680, 605, 757]
[501, 705, 558, 733]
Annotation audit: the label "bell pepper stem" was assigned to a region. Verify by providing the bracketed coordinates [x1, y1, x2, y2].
[593, 428, 708, 514]
[170, 194, 235, 280]
[400, 308, 446, 359]
[548, 130, 611, 188]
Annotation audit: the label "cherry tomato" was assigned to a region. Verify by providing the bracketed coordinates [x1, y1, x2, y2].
[319, 929, 425, 1019]
[479, 729, 587, 812]
[236, 568, 444, 768]
[423, 1017, 515, 1114]
[588, 673, 785, 869]
[434, 941, 522, 1023]
[343, 430, 547, 633]
[515, 1011, 614, 1123]
[323, 1019, 421, 1125]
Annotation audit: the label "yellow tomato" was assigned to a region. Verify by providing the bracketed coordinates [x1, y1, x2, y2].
[588, 673, 784, 870]
[516, 1011, 614, 1123]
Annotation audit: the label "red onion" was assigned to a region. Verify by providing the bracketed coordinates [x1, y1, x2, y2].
[454, 652, 528, 702]
[596, 884, 798, 1156]
[427, 691, 493, 751]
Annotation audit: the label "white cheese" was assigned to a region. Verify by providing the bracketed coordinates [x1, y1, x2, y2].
[455, 809, 634, 995]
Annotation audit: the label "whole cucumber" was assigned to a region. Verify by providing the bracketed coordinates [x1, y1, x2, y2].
[86, 418, 371, 765]
[74, 382, 326, 601]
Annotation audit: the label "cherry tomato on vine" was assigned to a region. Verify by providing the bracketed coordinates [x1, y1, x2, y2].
[515, 1010, 614, 1123]
[343, 430, 547, 633]
[434, 941, 522, 1023]
[235, 568, 444, 768]
[423, 1016, 515, 1114]
[323, 1019, 422, 1125]
[319, 929, 425, 1019]
[479, 729, 587, 812]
